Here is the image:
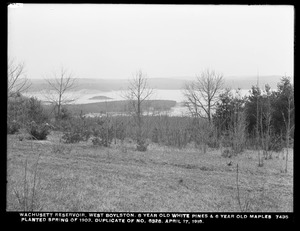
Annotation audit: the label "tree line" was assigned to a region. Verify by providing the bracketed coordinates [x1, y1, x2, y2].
[7, 59, 294, 161]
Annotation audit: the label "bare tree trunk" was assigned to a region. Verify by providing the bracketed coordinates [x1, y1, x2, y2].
[256, 87, 263, 167]
[259, 102, 265, 165]
[44, 66, 77, 120]
[57, 95, 62, 119]
[114, 118, 117, 145]
[283, 93, 293, 173]
[123, 70, 153, 152]
[183, 69, 224, 123]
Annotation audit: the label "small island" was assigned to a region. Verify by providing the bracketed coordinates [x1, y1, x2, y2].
[88, 95, 113, 100]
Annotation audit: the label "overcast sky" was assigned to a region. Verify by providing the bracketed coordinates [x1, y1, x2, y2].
[8, 4, 294, 79]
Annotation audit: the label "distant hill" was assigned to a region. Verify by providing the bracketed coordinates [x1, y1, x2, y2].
[27, 78, 187, 92]
[27, 75, 284, 92]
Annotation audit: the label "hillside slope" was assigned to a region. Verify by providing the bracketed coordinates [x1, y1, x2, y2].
[7, 133, 293, 212]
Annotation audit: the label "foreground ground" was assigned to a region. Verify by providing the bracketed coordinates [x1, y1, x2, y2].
[7, 132, 293, 212]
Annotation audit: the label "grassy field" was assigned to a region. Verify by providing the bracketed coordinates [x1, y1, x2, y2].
[7, 132, 293, 212]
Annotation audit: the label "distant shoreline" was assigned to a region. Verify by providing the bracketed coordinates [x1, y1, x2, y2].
[25, 75, 284, 92]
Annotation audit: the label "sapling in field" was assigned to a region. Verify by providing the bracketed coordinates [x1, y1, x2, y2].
[282, 88, 294, 173]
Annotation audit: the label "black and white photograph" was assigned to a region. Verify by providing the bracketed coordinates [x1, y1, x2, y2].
[6, 3, 294, 223]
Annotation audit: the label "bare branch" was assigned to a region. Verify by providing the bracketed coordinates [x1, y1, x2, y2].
[44, 66, 77, 118]
[182, 69, 224, 123]
[8, 58, 31, 96]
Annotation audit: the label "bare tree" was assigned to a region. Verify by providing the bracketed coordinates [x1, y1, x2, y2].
[230, 108, 247, 155]
[183, 69, 224, 124]
[123, 70, 153, 151]
[44, 66, 77, 119]
[282, 88, 294, 173]
[8, 58, 31, 97]
[256, 87, 263, 167]
[261, 84, 273, 160]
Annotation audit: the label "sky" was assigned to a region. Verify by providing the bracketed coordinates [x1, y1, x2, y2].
[8, 4, 294, 79]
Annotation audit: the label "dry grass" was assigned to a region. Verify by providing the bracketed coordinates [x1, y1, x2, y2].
[7, 132, 293, 212]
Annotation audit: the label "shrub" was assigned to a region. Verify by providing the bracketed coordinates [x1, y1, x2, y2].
[207, 139, 219, 149]
[56, 107, 72, 121]
[61, 118, 91, 144]
[27, 122, 50, 140]
[7, 94, 28, 127]
[62, 127, 91, 144]
[151, 127, 159, 143]
[151, 122, 190, 148]
[91, 119, 114, 147]
[7, 120, 21, 134]
[166, 128, 189, 149]
[91, 137, 102, 146]
[221, 148, 234, 158]
[25, 97, 48, 124]
[136, 139, 148, 152]
[269, 136, 284, 152]
[114, 120, 126, 142]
